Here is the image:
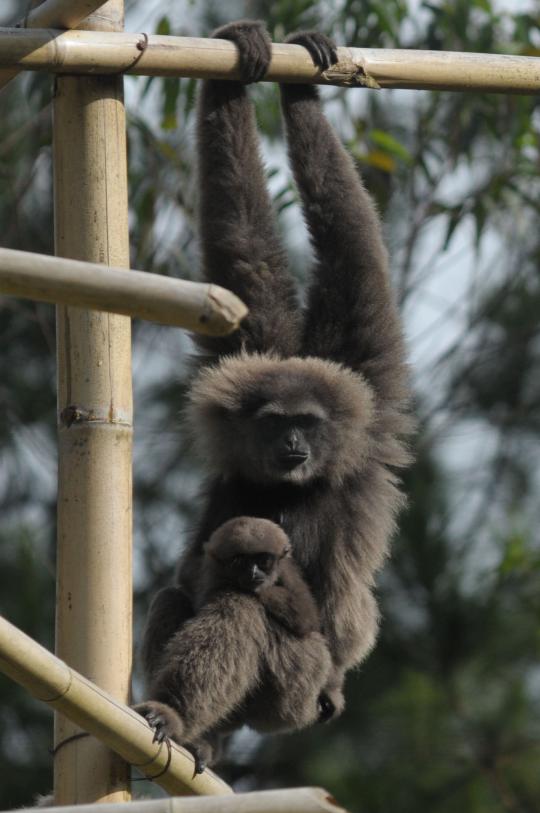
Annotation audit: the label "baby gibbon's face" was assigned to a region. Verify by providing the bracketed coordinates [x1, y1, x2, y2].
[205, 517, 291, 593]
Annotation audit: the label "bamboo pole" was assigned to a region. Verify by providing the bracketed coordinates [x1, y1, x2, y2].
[0, 28, 539, 93]
[0, 615, 232, 797]
[53, 1, 133, 805]
[0, 1, 110, 90]
[17, 788, 344, 813]
[0, 248, 247, 335]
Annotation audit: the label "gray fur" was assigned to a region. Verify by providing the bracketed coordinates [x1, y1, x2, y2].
[135, 517, 331, 770]
[138, 20, 413, 767]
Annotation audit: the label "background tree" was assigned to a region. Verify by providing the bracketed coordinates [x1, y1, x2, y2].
[0, 1, 538, 809]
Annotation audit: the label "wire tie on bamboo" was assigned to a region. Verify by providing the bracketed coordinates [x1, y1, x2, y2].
[131, 737, 173, 782]
[130, 32, 149, 71]
[50, 731, 90, 756]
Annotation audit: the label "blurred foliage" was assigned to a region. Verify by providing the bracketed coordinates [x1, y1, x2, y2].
[0, 0, 539, 810]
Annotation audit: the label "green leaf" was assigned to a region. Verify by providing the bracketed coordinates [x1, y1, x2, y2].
[370, 129, 412, 163]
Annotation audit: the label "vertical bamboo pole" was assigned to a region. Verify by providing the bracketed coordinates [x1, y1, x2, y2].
[53, 0, 132, 804]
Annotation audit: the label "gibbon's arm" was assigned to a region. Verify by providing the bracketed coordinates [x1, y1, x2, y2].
[280, 39, 408, 409]
[196, 21, 301, 359]
[258, 559, 320, 637]
[140, 586, 195, 683]
[146, 594, 267, 742]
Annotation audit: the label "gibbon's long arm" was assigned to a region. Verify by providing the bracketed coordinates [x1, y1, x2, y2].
[280, 53, 408, 410]
[196, 22, 301, 359]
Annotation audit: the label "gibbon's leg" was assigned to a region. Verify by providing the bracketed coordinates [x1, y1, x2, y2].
[195, 20, 301, 360]
[136, 594, 268, 751]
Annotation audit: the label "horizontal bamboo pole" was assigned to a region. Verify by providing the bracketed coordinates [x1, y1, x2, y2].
[0, 615, 233, 797]
[0, 248, 247, 335]
[0, 28, 538, 92]
[0, 1, 110, 90]
[17, 788, 346, 813]
[17, 0, 110, 29]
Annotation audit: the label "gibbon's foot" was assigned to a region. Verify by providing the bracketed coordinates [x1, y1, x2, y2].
[285, 31, 338, 72]
[317, 691, 336, 723]
[212, 20, 272, 84]
[183, 741, 213, 777]
[133, 700, 183, 744]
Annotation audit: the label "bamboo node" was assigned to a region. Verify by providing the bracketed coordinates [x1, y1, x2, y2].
[60, 405, 93, 427]
[324, 53, 381, 89]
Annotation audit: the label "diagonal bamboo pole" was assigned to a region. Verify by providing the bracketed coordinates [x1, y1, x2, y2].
[17, 788, 344, 813]
[0, 28, 538, 93]
[0, 248, 247, 335]
[0, 615, 232, 797]
[53, 0, 132, 805]
[0, 1, 110, 91]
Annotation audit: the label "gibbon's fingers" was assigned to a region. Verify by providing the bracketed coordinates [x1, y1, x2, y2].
[212, 20, 271, 84]
[285, 31, 338, 71]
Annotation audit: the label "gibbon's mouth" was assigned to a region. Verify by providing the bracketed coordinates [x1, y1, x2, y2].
[279, 451, 309, 470]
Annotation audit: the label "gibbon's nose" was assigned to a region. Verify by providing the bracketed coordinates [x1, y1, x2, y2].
[282, 430, 309, 464]
[283, 430, 306, 454]
[251, 564, 266, 584]
[284, 429, 300, 452]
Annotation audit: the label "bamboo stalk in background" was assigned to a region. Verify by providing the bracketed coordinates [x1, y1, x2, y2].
[0, 1, 110, 91]
[0, 615, 232, 797]
[53, 0, 132, 805]
[0, 248, 247, 335]
[17, 788, 343, 813]
[0, 27, 539, 93]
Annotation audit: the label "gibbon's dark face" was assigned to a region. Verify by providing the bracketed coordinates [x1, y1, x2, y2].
[218, 550, 280, 592]
[205, 517, 291, 592]
[234, 398, 330, 484]
[187, 353, 375, 486]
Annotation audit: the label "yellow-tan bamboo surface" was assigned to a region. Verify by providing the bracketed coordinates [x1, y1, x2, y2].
[0, 1, 110, 90]
[0, 248, 247, 335]
[53, 0, 132, 805]
[0, 27, 539, 93]
[0, 615, 232, 797]
[17, 788, 345, 813]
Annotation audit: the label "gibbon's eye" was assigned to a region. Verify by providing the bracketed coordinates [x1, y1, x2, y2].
[259, 413, 284, 431]
[254, 554, 274, 572]
[294, 414, 321, 430]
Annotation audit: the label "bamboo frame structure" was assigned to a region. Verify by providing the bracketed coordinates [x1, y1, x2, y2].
[1, 5, 538, 811]
[0, 0, 110, 90]
[52, 0, 132, 805]
[18, 788, 344, 813]
[0, 28, 539, 93]
[0, 248, 247, 335]
[0, 615, 232, 797]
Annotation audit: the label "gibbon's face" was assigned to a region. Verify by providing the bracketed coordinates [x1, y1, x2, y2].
[187, 354, 375, 487]
[205, 517, 291, 593]
[233, 399, 332, 485]
[220, 550, 280, 592]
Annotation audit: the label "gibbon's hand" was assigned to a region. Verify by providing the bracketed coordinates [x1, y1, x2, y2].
[212, 20, 272, 84]
[284, 31, 338, 71]
[133, 700, 183, 743]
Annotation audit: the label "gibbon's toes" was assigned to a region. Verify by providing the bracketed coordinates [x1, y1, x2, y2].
[212, 20, 272, 84]
[183, 743, 209, 777]
[133, 700, 182, 744]
[148, 713, 169, 743]
[286, 32, 338, 72]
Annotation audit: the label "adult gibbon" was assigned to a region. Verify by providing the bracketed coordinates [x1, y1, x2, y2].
[137, 19, 413, 761]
